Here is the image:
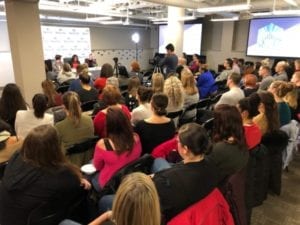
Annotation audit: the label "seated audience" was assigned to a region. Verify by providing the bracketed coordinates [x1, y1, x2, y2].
[153, 123, 219, 223]
[57, 63, 76, 84]
[92, 107, 141, 191]
[284, 85, 300, 122]
[196, 64, 217, 99]
[55, 92, 94, 166]
[69, 64, 90, 92]
[253, 91, 280, 135]
[131, 86, 153, 126]
[0, 125, 90, 225]
[291, 71, 300, 87]
[258, 65, 274, 91]
[135, 93, 176, 155]
[189, 54, 200, 74]
[0, 83, 27, 132]
[232, 58, 241, 75]
[93, 85, 130, 138]
[94, 63, 114, 94]
[243, 61, 255, 76]
[70, 54, 81, 69]
[268, 81, 293, 126]
[215, 58, 233, 81]
[273, 61, 288, 81]
[0, 119, 22, 163]
[243, 74, 258, 97]
[41, 79, 62, 107]
[124, 76, 140, 111]
[238, 94, 262, 150]
[89, 172, 160, 225]
[15, 94, 53, 139]
[215, 72, 245, 107]
[129, 60, 143, 81]
[181, 69, 199, 119]
[152, 72, 164, 93]
[207, 104, 249, 183]
[164, 75, 184, 113]
[76, 73, 98, 103]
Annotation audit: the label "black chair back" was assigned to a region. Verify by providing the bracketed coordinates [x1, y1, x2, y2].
[209, 94, 222, 110]
[197, 98, 211, 110]
[0, 161, 8, 180]
[178, 102, 198, 127]
[98, 154, 154, 198]
[202, 118, 214, 137]
[81, 100, 98, 112]
[167, 110, 183, 120]
[66, 137, 99, 156]
[56, 85, 70, 94]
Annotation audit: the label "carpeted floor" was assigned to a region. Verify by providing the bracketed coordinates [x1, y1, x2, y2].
[251, 152, 300, 225]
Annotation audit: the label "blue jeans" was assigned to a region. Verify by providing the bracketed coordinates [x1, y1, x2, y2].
[151, 158, 171, 173]
[59, 219, 81, 225]
[98, 195, 115, 214]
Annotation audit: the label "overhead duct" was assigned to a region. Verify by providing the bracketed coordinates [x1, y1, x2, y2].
[142, 0, 209, 9]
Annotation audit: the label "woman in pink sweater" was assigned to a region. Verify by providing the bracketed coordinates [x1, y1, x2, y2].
[92, 107, 141, 191]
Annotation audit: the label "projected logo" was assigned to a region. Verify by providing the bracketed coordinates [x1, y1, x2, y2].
[257, 23, 284, 50]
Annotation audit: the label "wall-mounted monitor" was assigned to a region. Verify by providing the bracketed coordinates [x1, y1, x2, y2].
[159, 24, 202, 55]
[247, 17, 300, 58]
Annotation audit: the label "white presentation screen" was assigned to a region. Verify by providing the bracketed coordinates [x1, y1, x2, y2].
[247, 17, 300, 58]
[159, 24, 202, 55]
[41, 26, 91, 61]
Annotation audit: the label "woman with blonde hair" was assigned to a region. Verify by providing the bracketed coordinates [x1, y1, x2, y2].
[41, 79, 62, 107]
[164, 75, 184, 113]
[181, 69, 199, 119]
[89, 172, 161, 225]
[152, 73, 164, 93]
[55, 91, 94, 166]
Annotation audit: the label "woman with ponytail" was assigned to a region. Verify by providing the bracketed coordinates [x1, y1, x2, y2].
[55, 91, 94, 165]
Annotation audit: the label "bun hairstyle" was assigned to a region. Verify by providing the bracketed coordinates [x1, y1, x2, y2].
[137, 86, 153, 103]
[271, 81, 294, 98]
[178, 123, 210, 155]
[151, 93, 168, 116]
[238, 93, 261, 119]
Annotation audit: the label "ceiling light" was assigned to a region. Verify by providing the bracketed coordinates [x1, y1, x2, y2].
[273, 9, 300, 15]
[283, 0, 298, 7]
[85, 16, 113, 21]
[210, 16, 239, 22]
[197, 4, 250, 13]
[99, 20, 123, 25]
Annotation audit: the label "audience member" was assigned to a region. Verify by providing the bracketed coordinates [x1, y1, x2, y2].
[89, 172, 160, 225]
[0, 83, 27, 132]
[253, 91, 280, 135]
[93, 85, 130, 138]
[258, 66, 274, 91]
[131, 86, 153, 126]
[215, 58, 233, 81]
[243, 61, 255, 76]
[207, 104, 248, 183]
[135, 93, 176, 154]
[159, 43, 178, 76]
[268, 81, 292, 126]
[238, 94, 262, 150]
[0, 119, 22, 163]
[294, 59, 300, 72]
[153, 123, 218, 223]
[92, 107, 141, 191]
[57, 63, 76, 84]
[0, 125, 90, 225]
[238, 58, 245, 75]
[129, 60, 143, 81]
[55, 92, 94, 166]
[243, 74, 258, 97]
[189, 54, 200, 74]
[94, 63, 114, 94]
[232, 58, 241, 75]
[69, 64, 89, 92]
[76, 72, 98, 103]
[291, 71, 300, 87]
[41, 79, 62, 107]
[152, 72, 164, 93]
[164, 76, 184, 113]
[284, 86, 299, 122]
[181, 69, 199, 119]
[215, 72, 244, 106]
[15, 94, 53, 139]
[124, 76, 140, 111]
[70, 54, 81, 69]
[273, 61, 288, 81]
[196, 64, 217, 99]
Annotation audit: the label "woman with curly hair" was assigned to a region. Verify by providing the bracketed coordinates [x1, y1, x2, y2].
[163, 75, 184, 113]
[151, 73, 164, 93]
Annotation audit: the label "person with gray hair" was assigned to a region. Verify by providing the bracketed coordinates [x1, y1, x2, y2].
[273, 61, 288, 81]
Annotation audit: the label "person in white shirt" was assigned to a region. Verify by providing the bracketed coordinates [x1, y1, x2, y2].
[131, 86, 153, 126]
[15, 94, 54, 139]
[215, 72, 245, 107]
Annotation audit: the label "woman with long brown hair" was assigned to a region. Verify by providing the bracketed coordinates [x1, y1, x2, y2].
[0, 125, 90, 225]
[92, 107, 141, 191]
[41, 79, 62, 107]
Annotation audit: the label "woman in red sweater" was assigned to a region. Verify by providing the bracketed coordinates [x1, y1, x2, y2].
[92, 107, 141, 191]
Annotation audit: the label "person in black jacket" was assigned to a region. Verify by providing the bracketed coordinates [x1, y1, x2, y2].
[0, 124, 91, 225]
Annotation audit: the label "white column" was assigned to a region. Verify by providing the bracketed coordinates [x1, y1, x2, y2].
[167, 6, 184, 56]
